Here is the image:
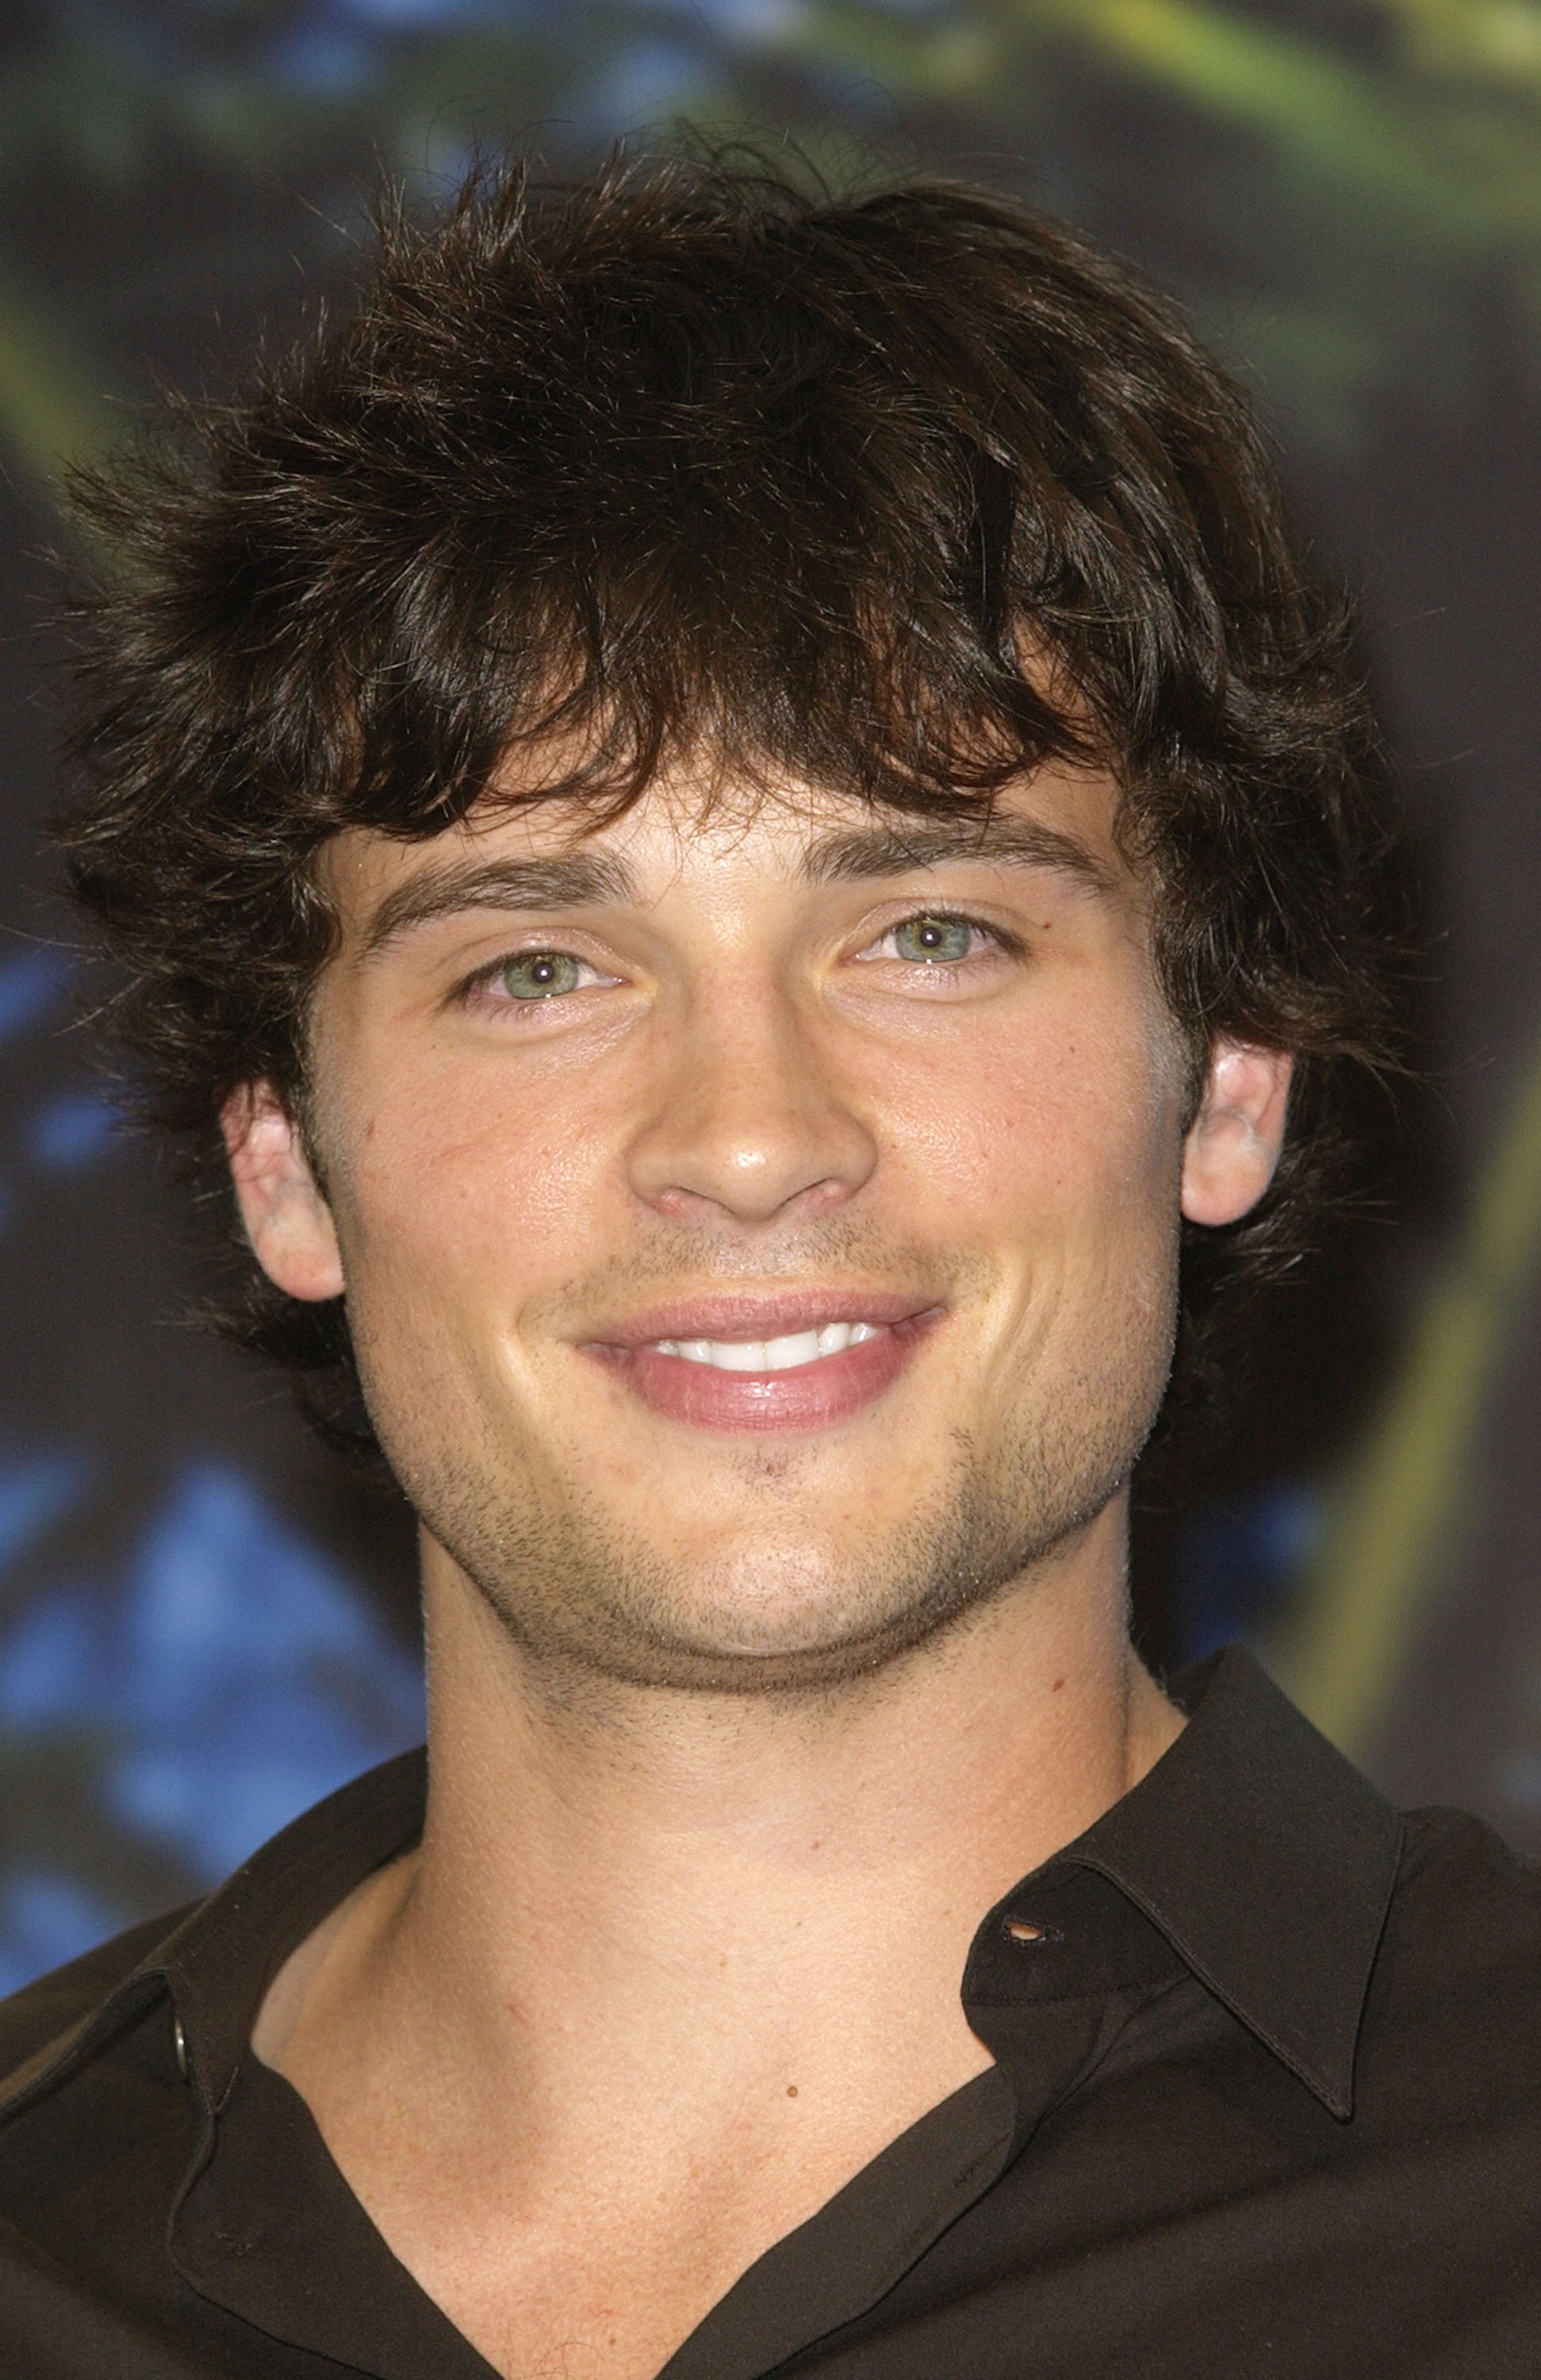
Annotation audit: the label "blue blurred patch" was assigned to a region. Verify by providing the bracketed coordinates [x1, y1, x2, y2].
[0, 948, 70, 1046]
[642, 0, 805, 31]
[266, 0, 530, 76]
[338, 0, 512, 25]
[0, 1449, 89, 1575]
[1494, 1749, 1541, 1813]
[0, 1870, 124, 2002]
[23, 1089, 121, 1172]
[1175, 1484, 1323, 1665]
[0, 1462, 424, 1948]
[579, 36, 711, 131]
[266, 22, 377, 92]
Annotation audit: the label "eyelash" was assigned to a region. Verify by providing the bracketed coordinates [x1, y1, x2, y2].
[460, 950, 612, 1008]
[863, 910, 1021, 967]
[458, 908, 1020, 1009]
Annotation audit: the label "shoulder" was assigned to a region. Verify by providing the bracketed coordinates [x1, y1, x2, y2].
[1389, 1803, 1541, 1962]
[0, 1907, 192, 2099]
[1361, 1805, 1541, 2115]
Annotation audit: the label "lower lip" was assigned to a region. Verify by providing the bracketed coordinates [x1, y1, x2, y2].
[588, 1315, 937, 1434]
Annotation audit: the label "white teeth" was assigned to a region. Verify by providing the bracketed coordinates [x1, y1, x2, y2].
[651, 1322, 886, 1372]
[765, 1330, 822, 1371]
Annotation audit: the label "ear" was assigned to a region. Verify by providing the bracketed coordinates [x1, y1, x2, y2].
[220, 1082, 345, 1301]
[1179, 1040, 1294, 1228]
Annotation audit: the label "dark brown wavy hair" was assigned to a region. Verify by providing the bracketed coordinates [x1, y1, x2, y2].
[56, 149, 1399, 1449]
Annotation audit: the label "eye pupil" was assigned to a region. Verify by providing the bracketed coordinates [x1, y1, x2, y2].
[502, 951, 580, 999]
[894, 915, 972, 964]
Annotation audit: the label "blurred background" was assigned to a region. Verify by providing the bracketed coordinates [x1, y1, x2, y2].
[2, 0, 1540, 1990]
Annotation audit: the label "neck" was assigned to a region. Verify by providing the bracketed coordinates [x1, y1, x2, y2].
[257, 1493, 1181, 2130]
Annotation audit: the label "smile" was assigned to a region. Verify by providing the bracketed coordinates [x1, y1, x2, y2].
[585, 1298, 939, 1434]
[649, 1322, 884, 1372]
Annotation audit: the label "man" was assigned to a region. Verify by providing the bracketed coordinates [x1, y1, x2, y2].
[1, 155, 1535, 2378]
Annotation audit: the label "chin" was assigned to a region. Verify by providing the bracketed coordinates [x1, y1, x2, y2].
[453, 1503, 1048, 1700]
[402, 1333, 1167, 1702]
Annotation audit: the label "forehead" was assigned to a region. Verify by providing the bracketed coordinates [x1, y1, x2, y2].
[322, 756, 1133, 942]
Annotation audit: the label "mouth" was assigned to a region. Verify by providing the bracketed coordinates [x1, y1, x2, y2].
[580, 1293, 941, 1434]
[650, 1319, 884, 1372]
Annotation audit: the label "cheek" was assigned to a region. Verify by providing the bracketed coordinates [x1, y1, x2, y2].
[869, 997, 1182, 1236]
[328, 1058, 612, 1315]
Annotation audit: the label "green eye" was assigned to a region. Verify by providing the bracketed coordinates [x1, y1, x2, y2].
[500, 950, 583, 999]
[891, 915, 975, 964]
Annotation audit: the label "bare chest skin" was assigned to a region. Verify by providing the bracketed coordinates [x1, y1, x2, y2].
[400, 2111, 979, 2380]
[266, 1937, 999, 2380]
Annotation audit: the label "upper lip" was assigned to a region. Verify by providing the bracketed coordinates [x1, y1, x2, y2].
[581, 1288, 941, 1350]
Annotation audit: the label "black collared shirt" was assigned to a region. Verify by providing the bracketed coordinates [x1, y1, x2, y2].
[2, 1647, 1539, 2378]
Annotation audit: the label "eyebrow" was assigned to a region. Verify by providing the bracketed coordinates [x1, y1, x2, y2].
[358, 808, 1113, 957]
[359, 852, 640, 958]
[800, 814, 1115, 892]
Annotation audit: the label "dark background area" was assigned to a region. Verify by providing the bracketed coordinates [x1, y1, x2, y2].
[2, 0, 1540, 1988]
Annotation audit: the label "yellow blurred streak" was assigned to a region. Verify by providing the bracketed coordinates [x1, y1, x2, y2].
[1039, 0, 1541, 244]
[1274, 1022, 1541, 1754]
[803, 0, 1541, 262]
[1390, 0, 1541, 93]
[0, 278, 116, 519]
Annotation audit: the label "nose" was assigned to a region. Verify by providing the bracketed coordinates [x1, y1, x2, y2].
[625, 982, 878, 1226]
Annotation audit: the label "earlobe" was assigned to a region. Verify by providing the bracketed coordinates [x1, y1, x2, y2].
[220, 1082, 346, 1302]
[1180, 1041, 1294, 1229]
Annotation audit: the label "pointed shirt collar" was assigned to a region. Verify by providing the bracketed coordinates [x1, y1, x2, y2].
[0, 1645, 1403, 2133]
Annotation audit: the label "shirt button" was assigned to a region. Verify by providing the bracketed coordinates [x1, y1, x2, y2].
[1002, 1917, 1060, 1944]
[171, 2011, 190, 2082]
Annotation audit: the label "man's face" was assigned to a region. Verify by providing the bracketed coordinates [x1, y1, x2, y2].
[232, 761, 1279, 1692]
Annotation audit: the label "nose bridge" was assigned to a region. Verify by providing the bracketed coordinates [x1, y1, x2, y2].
[627, 960, 876, 1223]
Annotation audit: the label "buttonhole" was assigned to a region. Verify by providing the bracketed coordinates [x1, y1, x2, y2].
[1002, 1917, 1061, 1946]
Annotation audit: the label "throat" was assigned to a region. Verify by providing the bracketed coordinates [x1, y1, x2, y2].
[259, 1868, 1000, 2380]
[247, 1576, 1176, 2380]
